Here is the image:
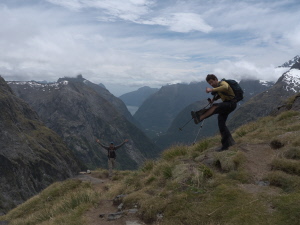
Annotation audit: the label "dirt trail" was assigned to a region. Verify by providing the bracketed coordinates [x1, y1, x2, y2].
[236, 143, 282, 195]
[239, 143, 277, 182]
[74, 174, 146, 225]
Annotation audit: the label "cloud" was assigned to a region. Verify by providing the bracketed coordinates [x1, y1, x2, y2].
[284, 26, 300, 47]
[141, 13, 212, 33]
[46, 0, 154, 21]
[46, 0, 212, 33]
[0, 0, 300, 96]
[213, 60, 289, 82]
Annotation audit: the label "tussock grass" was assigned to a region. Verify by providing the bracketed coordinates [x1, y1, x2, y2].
[161, 145, 188, 160]
[271, 192, 300, 225]
[265, 171, 300, 192]
[284, 147, 300, 159]
[271, 158, 300, 176]
[276, 110, 299, 121]
[213, 151, 239, 172]
[1, 179, 100, 225]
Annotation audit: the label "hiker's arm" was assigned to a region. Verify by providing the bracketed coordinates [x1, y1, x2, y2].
[96, 139, 108, 149]
[115, 139, 129, 150]
[212, 81, 229, 92]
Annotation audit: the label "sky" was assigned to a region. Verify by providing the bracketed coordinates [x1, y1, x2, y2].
[0, 0, 299, 96]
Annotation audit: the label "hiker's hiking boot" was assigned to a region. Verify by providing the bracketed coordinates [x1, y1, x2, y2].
[191, 109, 207, 124]
[215, 140, 236, 152]
[191, 111, 201, 124]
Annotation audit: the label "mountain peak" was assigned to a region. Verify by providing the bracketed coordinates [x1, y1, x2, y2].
[57, 74, 85, 83]
[279, 55, 300, 68]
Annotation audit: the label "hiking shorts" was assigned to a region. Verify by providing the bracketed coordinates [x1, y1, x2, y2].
[212, 101, 237, 115]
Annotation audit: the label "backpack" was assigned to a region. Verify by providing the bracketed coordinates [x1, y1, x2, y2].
[108, 147, 117, 158]
[221, 78, 244, 102]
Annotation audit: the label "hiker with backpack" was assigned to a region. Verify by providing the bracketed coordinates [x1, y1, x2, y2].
[96, 139, 129, 177]
[192, 74, 243, 151]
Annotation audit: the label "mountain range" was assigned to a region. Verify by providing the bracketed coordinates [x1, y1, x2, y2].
[8, 76, 160, 170]
[0, 76, 81, 215]
[133, 82, 209, 137]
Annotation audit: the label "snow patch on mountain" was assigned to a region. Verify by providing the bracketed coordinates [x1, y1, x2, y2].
[259, 80, 273, 87]
[7, 80, 68, 88]
[282, 68, 300, 93]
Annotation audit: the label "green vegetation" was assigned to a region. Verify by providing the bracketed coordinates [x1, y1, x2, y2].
[1, 110, 300, 225]
[0, 179, 99, 225]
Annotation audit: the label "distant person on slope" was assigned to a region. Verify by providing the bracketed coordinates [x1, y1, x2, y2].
[192, 74, 237, 151]
[96, 139, 129, 177]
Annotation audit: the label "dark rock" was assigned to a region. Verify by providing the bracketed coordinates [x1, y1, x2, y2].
[270, 140, 284, 149]
[113, 194, 126, 205]
[107, 212, 123, 220]
[99, 214, 105, 218]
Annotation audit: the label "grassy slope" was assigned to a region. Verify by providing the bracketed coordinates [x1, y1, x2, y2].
[1, 110, 300, 225]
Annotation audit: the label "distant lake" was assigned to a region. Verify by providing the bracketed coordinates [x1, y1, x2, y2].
[126, 105, 139, 115]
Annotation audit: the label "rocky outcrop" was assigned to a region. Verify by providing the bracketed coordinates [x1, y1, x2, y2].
[0, 76, 81, 215]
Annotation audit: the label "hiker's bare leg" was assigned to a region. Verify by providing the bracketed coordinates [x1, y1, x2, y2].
[199, 105, 218, 121]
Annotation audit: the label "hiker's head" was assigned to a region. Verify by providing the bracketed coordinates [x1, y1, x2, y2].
[206, 74, 219, 88]
[110, 142, 114, 147]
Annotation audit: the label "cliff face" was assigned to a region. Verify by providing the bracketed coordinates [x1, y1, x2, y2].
[0, 76, 81, 215]
[8, 78, 160, 170]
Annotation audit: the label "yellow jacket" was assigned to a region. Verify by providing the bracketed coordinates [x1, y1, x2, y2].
[212, 81, 235, 102]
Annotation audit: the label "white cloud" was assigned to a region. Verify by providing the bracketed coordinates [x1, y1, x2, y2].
[141, 13, 212, 33]
[0, 0, 300, 96]
[285, 26, 300, 47]
[213, 60, 289, 82]
[46, 0, 154, 21]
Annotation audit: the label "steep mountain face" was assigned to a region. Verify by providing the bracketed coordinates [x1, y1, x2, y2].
[8, 78, 160, 170]
[156, 79, 273, 149]
[228, 61, 300, 130]
[119, 86, 159, 107]
[58, 75, 136, 125]
[0, 76, 81, 215]
[133, 82, 208, 137]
